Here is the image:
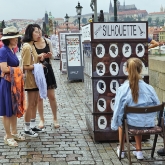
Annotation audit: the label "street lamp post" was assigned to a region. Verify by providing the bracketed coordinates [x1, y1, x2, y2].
[64, 13, 70, 31]
[114, 0, 117, 22]
[75, 2, 83, 30]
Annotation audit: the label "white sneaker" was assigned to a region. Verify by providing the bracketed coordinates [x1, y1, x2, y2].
[117, 147, 125, 158]
[133, 150, 144, 160]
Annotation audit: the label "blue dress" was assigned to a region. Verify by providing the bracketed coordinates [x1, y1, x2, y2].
[0, 46, 19, 117]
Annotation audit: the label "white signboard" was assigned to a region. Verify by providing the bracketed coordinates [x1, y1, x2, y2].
[66, 35, 81, 66]
[93, 22, 147, 40]
[82, 24, 91, 41]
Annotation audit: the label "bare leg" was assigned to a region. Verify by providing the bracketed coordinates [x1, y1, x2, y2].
[47, 89, 59, 128]
[134, 135, 142, 151]
[37, 97, 44, 128]
[24, 91, 39, 122]
[10, 115, 17, 134]
[38, 97, 44, 121]
[47, 89, 58, 120]
[3, 116, 13, 139]
[119, 127, 125, 151]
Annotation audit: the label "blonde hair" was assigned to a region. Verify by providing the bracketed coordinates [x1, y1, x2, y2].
[127, 58, 142, 103]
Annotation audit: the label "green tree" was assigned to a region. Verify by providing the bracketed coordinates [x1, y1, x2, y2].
[148, 17, 152, 25]
[82, 17, 87, 24]
[155, 17, 160, 25]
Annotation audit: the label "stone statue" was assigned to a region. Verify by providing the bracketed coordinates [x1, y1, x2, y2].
[42, 22, 46, 35]
[49, 18, 53, 35]
[90, 0, 95, 11]
[98, 10, 104, 22]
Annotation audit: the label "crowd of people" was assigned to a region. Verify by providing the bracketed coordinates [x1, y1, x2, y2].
[0, 24, 59, 146]
[0, 24, 165, 159]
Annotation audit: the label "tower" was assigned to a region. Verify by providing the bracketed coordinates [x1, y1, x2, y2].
[109, 0, 113, 13]
[45, 11, 48, 25]
[117, 0, 120, 10]
[160, 5, 163, 12]
[123, 0, 125, 10]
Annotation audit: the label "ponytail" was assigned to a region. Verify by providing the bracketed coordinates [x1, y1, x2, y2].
[127, 58, 142, 103]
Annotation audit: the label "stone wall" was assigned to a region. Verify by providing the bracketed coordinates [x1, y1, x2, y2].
[149, 56, 165, 102]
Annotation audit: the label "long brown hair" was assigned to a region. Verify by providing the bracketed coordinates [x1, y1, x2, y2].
[127, 58, 142, 103]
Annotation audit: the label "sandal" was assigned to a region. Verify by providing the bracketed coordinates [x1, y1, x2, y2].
[12, 133, 25, 141]
[38, 120, 44, 129]
[54, 120, 60, 128]
[4, 137, 18, 147]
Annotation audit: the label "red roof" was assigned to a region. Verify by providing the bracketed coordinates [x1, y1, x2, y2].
[118, 10, 148, 15]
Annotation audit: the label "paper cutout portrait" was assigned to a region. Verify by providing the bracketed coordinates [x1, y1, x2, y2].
[109, 44, 118, 58]
[136, 43, 145, 57]
[122, 44, 132, 58]
[96, 62, 105, 76]
[97, 98, 106, 112]
[96, 44, 105, 58]
[98, 116, 107, 129]
[110, 80, 119, 93]
[97, 80, 106, 94]
[109, 62, 119, 76]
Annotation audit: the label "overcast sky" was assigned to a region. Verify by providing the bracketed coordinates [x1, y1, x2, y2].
[0, 0, 164, 21]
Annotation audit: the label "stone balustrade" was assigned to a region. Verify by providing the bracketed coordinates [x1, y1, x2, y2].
[149, 55, 165, 102]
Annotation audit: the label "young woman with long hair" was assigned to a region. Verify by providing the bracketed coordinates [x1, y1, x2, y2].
[33, 24, 59, 129]
[21, 24, 45, 137]
[111, 58, 160, 160]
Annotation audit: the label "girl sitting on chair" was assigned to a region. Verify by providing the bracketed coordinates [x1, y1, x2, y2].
[111, 57, 160, 160]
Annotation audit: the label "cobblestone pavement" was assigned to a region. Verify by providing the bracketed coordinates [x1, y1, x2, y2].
[0, 59, 165, 165]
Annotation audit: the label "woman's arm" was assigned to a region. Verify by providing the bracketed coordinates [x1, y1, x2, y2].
[23, 65, 34, 70]
[148, 39, 159, 49]
[0, 62, 10, 73]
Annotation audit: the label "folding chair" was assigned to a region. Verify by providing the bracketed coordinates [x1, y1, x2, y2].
[119, 103, 165, 165]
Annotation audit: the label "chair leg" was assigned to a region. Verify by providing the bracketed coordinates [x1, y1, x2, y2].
[125, 122, 132, 165]
[119, 127, 125, 160]
[151, 134, 158, 158]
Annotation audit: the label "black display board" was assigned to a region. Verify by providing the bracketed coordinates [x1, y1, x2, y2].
[82, 22, 149, 142]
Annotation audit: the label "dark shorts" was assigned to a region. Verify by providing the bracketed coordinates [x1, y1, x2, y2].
[25, 88, 39, 91]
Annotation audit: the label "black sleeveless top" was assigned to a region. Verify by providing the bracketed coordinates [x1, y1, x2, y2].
[33, 38, 57, 89]
[33, 39, 50, 63]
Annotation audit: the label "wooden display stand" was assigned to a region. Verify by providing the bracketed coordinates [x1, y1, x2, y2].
[82, 22, 149, 142]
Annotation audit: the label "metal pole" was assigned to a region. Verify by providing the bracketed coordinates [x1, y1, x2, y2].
[78, 17, 80, 30]
[114, 0, 117, 22]
[94, 0, 98, 22]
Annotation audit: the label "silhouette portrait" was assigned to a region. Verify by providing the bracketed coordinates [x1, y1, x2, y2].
[99, 82, 104, 91]
[100, 119, 105, 125]
[137, 45, 143, 54]
[97, 64, 103, 73]
[112, 63, 116, 72]
[99, 100, 104, 108]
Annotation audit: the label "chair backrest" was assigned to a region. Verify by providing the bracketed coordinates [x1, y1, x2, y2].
[124, 103, 164, 114]
[124, 103, 164, 125]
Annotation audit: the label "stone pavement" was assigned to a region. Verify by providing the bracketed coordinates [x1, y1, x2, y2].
[0, 59, 165, 165]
